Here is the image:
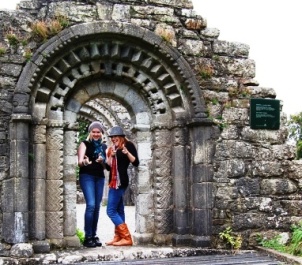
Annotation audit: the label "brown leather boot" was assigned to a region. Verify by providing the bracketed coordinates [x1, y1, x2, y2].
[105, 227, 121, 246]
[112, 223, 133, 246]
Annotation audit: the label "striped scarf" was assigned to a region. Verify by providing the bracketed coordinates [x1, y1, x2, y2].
[109, 147, 120, 189]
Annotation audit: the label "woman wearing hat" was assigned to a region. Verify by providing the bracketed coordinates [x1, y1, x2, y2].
[105, 126, 139, 246]
[77, 121, 107, 248]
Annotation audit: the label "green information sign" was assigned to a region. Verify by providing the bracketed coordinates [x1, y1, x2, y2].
[250, 99, 280, 130]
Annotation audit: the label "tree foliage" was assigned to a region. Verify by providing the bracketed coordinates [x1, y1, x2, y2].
[287, 112, 302, 159]
[77, 120, 89, 145]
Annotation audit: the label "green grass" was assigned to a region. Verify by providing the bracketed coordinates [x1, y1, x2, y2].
[258, 221, 302, 256]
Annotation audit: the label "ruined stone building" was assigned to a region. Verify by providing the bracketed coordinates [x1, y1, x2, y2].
[0, 0, 302, 251]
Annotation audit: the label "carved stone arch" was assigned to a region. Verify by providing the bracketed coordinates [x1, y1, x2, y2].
[9, 21, 212, 247]
[13, 21, 207, 119]
[78, 98, 130, 134]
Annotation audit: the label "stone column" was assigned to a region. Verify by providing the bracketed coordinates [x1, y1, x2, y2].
[191, 125, 213, 247]
[152, 128, 173, 244]
[45, 121, 64, 246]
[63, 126, 80, 247]
[132, 128, 153, 244]
[30, 123, 47, 240]
[2, 114, 31, 243]
[171, 126, 190, 246]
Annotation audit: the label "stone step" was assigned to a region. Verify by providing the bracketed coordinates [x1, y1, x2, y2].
[69, 252, 285, 265]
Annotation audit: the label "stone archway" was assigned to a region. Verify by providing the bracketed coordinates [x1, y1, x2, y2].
[8, 21, 213, 247]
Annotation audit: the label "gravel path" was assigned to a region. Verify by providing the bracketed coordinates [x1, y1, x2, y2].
[76, 204, 135, 243]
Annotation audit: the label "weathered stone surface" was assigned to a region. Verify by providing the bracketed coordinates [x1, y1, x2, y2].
[0, 0, 301, 255]
[10, 243, 33, 258]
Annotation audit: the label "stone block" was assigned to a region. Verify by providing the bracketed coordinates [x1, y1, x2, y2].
[69, 22, 94, 36]
[64, 236, 81, 248]
[65, 98, 82, 113]
[96, 3, 112, 20]
[121, 23, 145, 39]
[63, 153, 77, 171]
[191, 235, 211, 247]
[63, 110, 78, 125]
[137, 142, 151, 160]
[172, 145, 185, 175]
[192, 164, 213, 183]
[0, 63, 22, 78]
[136, 112, 150, 126]
[141, 28, 163, 47]
[2, 179, 14, 211]
[136, 169, 150, 194]
[2, 178, 28, 212]
[112, 4, 130, 20]
[63, 209, 77, 236]
[3, 212, 28, 243]
[9, 140, 29, 179]
[15, 62, 37, 93]
[32, 144, 46, 179]
[32, 178, 46, 212]
[172, 234, 192, 247]
[136, 213, 154, 233]
[48, 109, 63, 121]
[86, 82, 100, 97]
[32, 240, 50, 254]
[136, 193, 153, 216]
[10, 119, 30, 142]
[154, 209, 173, 234]
[174, 209, 189, 234]
[64, 182, 77, 200]
[46, 180, 63, 211]
[192, 209, 212, 236]
[96, 81, 113, 95]
[0, 161, 8, 179]
[29, 211, 45, 240]
[192, 183, 212, 209]
[32, 103, 47, 122]
[135, 130, 151, 142]
[10, 243, 33, 258]
[34, 35, 62, 59]
[46, 211, 63, 239]
[133, 232, 154, 245]
[173, 178, 187, 208]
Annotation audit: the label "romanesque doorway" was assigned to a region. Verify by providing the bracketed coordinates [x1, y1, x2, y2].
[8, 21, 212, 247]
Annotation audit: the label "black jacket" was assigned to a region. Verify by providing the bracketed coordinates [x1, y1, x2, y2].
[79, 140, 107, 178]
[106, 141, 139, 188]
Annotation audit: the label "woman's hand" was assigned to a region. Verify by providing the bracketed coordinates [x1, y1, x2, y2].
[122, 144, 136, 163]
[122, 145, 129, 155]
[96, 154, 103, 163]
[111, 147, 117, 157]
[83, 155, 92, 166]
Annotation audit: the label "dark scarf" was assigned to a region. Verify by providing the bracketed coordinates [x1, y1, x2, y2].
[92, 139, 106, 163]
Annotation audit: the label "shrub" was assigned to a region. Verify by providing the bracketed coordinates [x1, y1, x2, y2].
[76, 228, 85, 244]
[219, 227, 242, 253]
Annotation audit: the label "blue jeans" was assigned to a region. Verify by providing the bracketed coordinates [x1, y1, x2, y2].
[79, 174, 105, 238]
[107, 187, 126, 226]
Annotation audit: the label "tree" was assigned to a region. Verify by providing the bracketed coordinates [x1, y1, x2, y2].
[287, 112, 302, 159]
[77, 120, 89, 145]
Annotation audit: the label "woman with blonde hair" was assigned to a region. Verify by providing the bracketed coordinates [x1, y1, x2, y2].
[105, 126, 139, 246]
[77, 121, 107, 248]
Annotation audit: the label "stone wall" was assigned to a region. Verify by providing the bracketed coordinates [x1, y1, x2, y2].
[0, 0, 301, 250]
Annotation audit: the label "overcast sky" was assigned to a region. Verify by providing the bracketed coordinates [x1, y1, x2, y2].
[1, 0, 301, 117]
[192, 0, 302, 118]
